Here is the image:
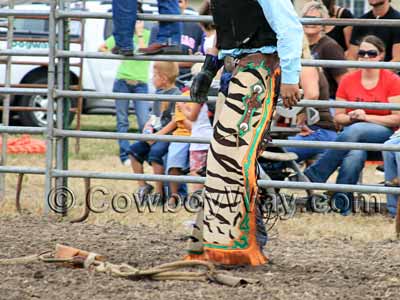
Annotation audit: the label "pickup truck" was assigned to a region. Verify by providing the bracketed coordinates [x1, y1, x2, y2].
[0, 1, 130, 127]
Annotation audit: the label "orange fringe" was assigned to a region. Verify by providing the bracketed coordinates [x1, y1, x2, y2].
[184, 67, 279, 267]
[185, 249, 267, 266]
[185, 208, 268, 266]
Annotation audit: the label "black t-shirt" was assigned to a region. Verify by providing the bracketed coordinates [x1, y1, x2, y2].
[326, 8, 353, 51]
[350, 6, 400, 61]
[310, 36, 348, 99]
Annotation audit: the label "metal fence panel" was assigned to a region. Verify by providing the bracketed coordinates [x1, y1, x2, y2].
[1, 4, 400, 214]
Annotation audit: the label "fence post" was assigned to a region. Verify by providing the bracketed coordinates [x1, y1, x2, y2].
[44, 0, 58, 214]
[0, 0, 14, 202]
[55, 0, 70, 215]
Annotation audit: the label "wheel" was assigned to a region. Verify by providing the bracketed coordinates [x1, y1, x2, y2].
[306, 194, 330, 213]
[17, 75, 75, 127]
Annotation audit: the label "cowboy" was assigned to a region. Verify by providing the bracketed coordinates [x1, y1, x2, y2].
[187, 0, 303, 266]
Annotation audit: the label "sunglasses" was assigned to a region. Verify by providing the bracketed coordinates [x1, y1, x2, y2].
[357, 50, 379, 58]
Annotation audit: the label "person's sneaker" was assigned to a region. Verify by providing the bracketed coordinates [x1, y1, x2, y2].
[111, 46, 134, 56]
[138, 43, 182, 55]
[122, 159, 131, 167]
[136, 184, 154, 204]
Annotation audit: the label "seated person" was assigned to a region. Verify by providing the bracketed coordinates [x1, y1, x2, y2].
[177, 92, 213, 192]
[128, 61, 181, 201]
[382, 133, 400, 217]
[285, 38, 337, 162]
[165, 96, 192, 206]
[304, 35, 400, 213]
[302, 1, 348, 101]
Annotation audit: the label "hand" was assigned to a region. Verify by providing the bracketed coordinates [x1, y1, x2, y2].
[190, 71, 213, 103]
[190, 54, 221, 103]
[176, 102, 185, 111]
[135, 21, 144, 36]
[142, 123, 154, 134]
[280, 83, 301, 108]
[299, 124, 315, 137]
[98, 43, 108, 52]
[348, 109, 366, 121]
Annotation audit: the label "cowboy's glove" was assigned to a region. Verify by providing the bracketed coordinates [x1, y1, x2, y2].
[190, 54, 223, 103]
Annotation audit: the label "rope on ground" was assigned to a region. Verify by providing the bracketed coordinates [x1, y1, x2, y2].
[0, 244, 259, 287]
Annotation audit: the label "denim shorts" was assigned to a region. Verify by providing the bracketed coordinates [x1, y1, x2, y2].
[166, 142, 190, 173]
[128, 141, 169, 165]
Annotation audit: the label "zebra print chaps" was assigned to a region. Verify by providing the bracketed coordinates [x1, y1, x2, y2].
[186, 54, 281, 266]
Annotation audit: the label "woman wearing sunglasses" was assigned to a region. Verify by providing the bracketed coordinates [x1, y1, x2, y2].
[304, 35, 400, 214]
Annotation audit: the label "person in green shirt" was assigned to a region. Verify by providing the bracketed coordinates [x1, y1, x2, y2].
[99, 21, 152, 165]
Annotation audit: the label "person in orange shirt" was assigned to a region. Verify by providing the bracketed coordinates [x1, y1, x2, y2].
[165, 97, 192, 206]
[129, 61, 191, 203]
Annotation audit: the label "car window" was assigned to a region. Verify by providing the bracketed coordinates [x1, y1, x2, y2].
[0, 17, 81, 38]
[13, 18, 48, 35]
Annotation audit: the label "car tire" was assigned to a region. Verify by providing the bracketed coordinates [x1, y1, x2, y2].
[17, 75, 76, 127]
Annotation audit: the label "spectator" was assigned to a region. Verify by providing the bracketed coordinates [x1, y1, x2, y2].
[99, 21, 152, 165]
[347, 0, 400, 62]
[304, 35, 400, 213]
[285, 38, 337, 162]
[177, 92, 213, 191]
[199, 23, 216, 56]
[165, 98, 192, 206]
[112, 0, 182, 56]
[178, 0, 204, 76]
[321, 0, 353, 52]
[128, 61, 181, 201]
[382, 134, 400, 217]
[302, 1, 347, 100]
[149, 0, 204, 77]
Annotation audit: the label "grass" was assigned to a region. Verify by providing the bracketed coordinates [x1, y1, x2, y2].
[0, 114, 397, 243]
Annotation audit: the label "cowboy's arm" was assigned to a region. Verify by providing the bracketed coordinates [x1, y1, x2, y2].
[258, 0, 303, 107]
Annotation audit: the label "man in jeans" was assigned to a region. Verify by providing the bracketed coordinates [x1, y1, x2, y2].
[112, 0, 182, 56]
[100, 21, 152, 165]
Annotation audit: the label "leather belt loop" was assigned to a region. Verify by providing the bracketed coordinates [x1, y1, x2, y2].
[223, 56, 236, 73]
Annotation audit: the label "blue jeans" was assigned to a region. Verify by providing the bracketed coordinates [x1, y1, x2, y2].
[383, 137, 400, 217]
[114, 79, 151, 162]
[112, 0, 181, 50]
[285, 126, 338, 162]
[129, 141, 169, 166]
[305, 122, 393, 185]
[112, 0, 137, 51]
[156, 0, 181, 45]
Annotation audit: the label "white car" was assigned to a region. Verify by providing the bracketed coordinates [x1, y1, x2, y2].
[0, 1, 134, 127]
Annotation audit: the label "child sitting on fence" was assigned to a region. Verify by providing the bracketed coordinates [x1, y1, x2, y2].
[176, 93, 213, 192]
[165, 96, 192, 207]
[128, 61, 181, 202]
[129, 61, 192, 204]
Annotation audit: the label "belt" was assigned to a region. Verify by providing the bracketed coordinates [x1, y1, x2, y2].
[223, 52, 279, 75]
[125, 79, 145, 85]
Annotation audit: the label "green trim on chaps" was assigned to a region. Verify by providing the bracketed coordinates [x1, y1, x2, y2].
[186, 54, 281, 265]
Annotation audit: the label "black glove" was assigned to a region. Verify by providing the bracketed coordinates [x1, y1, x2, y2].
[190, 54, 223, 103]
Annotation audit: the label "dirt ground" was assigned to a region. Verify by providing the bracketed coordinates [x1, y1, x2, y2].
[1, 214, 400, 300]
[1, 118, 400, 299]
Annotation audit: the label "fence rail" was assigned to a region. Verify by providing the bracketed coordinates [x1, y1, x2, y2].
[1, 3, 400, 216]
[3, 9, 400, 27]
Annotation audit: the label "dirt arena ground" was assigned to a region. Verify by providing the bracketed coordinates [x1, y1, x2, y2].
[1, 213, 399, 300]
[1, 116, 400, 299]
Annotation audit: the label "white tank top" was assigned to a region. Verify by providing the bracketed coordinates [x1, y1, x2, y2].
[190, 104, 213, 151]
